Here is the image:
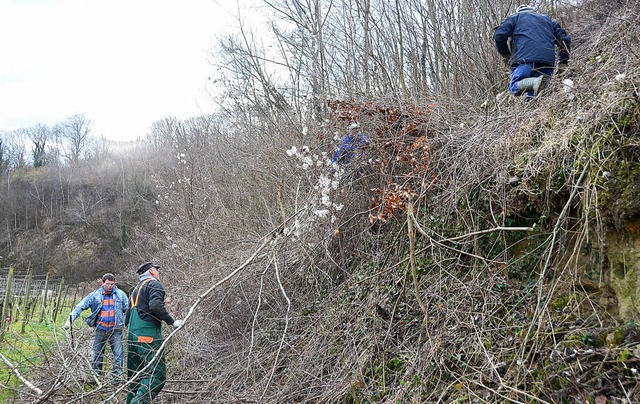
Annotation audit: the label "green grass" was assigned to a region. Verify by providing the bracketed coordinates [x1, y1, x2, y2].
[0, 306, 72, 402]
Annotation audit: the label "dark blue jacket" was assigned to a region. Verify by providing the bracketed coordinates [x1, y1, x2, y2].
[331, 133, 370, 166]
[495, 10, 571, 67]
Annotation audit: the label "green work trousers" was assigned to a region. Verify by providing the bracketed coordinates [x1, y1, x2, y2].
[126, 307, 166, 404]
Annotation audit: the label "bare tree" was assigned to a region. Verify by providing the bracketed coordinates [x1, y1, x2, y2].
[2, 130, 27, 169]
[147, 116, 181, 149]
[57, 114, 92, 164]
[0, 133, 10, 175]
[24, 123, 52, 168]
[252, 0, 529, 102]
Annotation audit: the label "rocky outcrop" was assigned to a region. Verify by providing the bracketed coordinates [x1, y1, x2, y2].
[607, 217, 640, 320]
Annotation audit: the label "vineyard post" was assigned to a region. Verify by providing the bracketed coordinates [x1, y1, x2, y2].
[1, 266, 14, 334]
[72, 286, 79, 308]
[21, 268, 33, 333]
[52, 278, 64, 323]
[39, 273, 49, 323]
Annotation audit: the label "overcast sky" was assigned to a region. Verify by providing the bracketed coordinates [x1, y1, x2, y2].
[0, 0, 258, 142]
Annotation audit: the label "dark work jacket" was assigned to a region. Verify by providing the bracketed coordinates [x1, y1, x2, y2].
[125, 276, 175, 327]
[494, 10, 571, 67]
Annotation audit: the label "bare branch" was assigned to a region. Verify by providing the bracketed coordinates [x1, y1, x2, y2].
[0, 352, 43, 397]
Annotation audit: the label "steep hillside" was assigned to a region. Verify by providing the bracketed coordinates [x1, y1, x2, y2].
[160, 1, 640, 402]
[0, 145, 159, 284]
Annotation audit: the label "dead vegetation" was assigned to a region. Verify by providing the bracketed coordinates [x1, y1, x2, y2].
[143, 1, 640, 403]
[3, 0, 640, 403]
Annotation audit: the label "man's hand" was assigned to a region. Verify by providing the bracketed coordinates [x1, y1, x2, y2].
[63, 319, 71, 329]
[557, 63, 569, 75]
[502, 55, 511, 68]
[173, 319, 183, 329]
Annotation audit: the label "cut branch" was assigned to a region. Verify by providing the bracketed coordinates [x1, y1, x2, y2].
[0, 352, 43, 397]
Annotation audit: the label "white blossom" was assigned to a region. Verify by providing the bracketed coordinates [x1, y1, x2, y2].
[319, 175, 331, 188]
[303, 156, 313, 166]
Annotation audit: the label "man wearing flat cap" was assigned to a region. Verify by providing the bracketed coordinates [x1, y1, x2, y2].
[125, 262, 183, 404]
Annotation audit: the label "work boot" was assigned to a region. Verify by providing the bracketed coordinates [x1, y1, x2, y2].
[517, 75, 549, 96]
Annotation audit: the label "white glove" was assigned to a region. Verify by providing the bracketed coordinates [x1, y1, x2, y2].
[172, 319, 183, 329]
[62, 319, 71, 329]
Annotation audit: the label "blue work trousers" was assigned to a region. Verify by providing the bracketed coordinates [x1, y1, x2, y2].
[509, 63, 553, 97]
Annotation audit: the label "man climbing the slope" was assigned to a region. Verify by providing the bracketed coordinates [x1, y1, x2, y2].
[494, 4, 571, 97]
[125, 262, 183, 404]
